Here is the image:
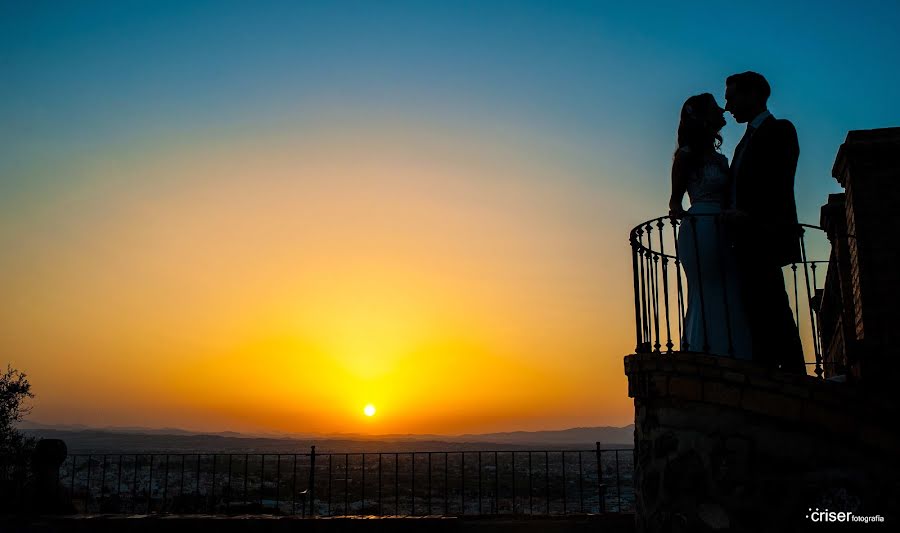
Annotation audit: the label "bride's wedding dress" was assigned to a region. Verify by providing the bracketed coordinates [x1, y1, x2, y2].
[677, 148, 752, 359]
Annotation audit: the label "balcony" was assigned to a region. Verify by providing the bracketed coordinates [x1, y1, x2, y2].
[628, 213, 829, 377]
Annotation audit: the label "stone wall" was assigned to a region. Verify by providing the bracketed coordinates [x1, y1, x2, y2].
[624, 352, 899, 532]
[831, 127, 900, 384]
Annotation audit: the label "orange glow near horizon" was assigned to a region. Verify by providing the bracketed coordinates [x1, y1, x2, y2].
[1, 116, 639, 436]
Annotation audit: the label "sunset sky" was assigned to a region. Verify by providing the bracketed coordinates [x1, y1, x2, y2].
[2, 1, 899, 436]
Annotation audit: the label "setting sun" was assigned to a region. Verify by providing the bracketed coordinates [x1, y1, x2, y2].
[363, 404, 376, 417]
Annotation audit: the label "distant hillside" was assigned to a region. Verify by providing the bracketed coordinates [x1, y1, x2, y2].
[19, 421, 634, 454]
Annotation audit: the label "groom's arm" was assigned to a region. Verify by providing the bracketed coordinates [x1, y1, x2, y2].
[759, 119, 802, 263]
[769, 119, 800, 229]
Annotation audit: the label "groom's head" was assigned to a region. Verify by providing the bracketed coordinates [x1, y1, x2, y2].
[724, 71, 770, 123]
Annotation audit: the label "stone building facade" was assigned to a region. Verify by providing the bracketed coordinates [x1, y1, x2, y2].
[819, 128, 900, 383]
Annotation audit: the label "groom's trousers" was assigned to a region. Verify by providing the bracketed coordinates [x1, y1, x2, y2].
[735, 252, 806, 374]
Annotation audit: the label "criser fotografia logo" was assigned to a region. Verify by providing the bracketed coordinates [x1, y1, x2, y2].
[806, 508, 885, 524]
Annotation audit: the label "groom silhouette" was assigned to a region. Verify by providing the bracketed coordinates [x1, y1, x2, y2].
[723, 71, 806, 374]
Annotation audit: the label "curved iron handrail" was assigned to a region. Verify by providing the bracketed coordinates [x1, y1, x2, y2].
[629, 215, 833, 262]
[628, 213, 831, 378]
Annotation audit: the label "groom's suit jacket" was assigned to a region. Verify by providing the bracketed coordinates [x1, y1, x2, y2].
[726, 113, 802, 267]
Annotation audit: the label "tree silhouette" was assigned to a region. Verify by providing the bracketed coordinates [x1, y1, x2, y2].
[0, 364, 36, 459]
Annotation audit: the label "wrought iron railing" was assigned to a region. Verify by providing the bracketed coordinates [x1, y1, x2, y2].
[5, 444, 635, 516]
[629, 213, 830, 377]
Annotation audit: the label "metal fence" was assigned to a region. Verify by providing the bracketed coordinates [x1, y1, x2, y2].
[26, 444, 633, 516]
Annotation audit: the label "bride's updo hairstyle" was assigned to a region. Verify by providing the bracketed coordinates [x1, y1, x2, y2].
[675, 93, 724, 167]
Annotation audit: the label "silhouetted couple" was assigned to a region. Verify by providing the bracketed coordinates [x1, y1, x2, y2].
[669, 71, 805, 374]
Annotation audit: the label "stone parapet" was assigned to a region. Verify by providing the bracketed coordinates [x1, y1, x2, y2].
[624, 352, 899, 532]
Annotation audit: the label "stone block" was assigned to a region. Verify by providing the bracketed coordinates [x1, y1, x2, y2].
[699, 365, 723, 379]
[721, 371, 746, 384]
[741, 388, 802, 419]
[641, 468, 661, 509]
[858, 423, 900, 452]
[663, 449, 707, 494]
[673, 361, 700, 375]
[641, 358, 660, 372]
[778, 382, 812, 399]
[651, 374, 669, 396]
[809, 387, 846, 408]
[697, 502, 730, 530]
[768, 369, 802, 383]
[668, 376, 702, 401]
[801, 400, 855, 435]
[654, 431, 679, 458]
[696, 354, 722, 367]
[716, 356, 754, 371]
[703, 381, 742, 408]
[745, 373, 780, 391]
[630, 374, 644, 398]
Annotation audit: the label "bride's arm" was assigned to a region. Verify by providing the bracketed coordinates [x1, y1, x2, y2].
[669, 149, 689, 217]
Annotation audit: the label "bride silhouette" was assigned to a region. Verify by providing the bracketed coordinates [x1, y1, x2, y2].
[668, 93, 752, 359]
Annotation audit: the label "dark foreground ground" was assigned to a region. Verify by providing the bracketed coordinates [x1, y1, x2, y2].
[1, 514, 636, 533]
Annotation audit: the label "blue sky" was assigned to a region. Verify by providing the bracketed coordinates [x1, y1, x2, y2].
[4, 0, 899, 223]
[7, 1, 900, 207]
